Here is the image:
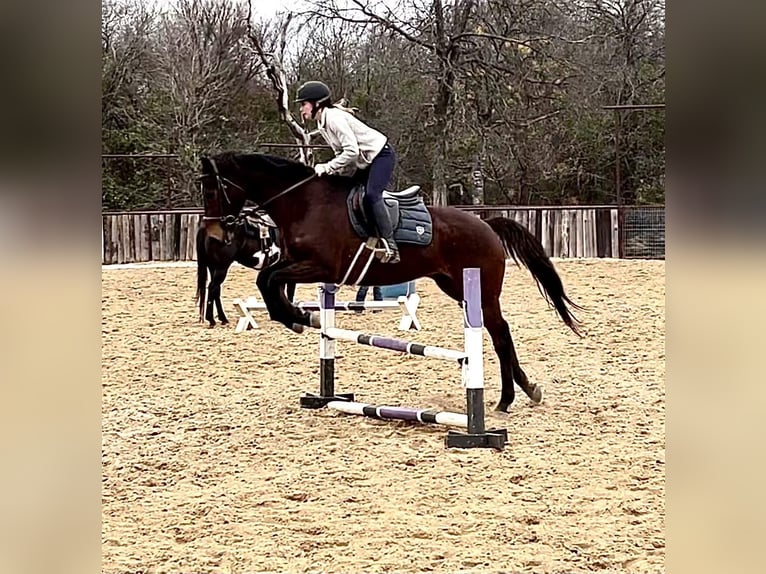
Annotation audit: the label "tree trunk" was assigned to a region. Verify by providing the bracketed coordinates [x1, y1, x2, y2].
[431, 61, 453, 207]
[471, 146, 485, 205]
[431, 127, 448, 206]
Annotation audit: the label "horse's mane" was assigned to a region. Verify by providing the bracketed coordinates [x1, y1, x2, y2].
[212, 151, 313, 177]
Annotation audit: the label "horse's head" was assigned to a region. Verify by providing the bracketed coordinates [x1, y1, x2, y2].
[199, 154, 245, 212]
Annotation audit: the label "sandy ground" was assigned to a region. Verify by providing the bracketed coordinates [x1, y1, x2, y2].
[102, 258, 665, 573]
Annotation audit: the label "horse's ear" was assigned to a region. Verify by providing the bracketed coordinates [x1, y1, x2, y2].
[200, 157, 213, 173]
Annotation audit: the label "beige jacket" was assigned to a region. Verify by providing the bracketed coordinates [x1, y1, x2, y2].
[317, 107, 387, 176]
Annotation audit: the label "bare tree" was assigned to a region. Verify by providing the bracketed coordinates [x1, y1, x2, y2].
[154, 0, 260, 198]
[465, 0, 577, 204]
[296, 0, 598, 205]
[101, 0, 665, 209]
[102, 0, 157, 133]
[583, 0, 665, 203]
[300, 0, 483, 205]
[245, 3, 315, 164]
[102, 0, 173, 209]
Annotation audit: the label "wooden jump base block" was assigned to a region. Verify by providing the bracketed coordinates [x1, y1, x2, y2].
[327, 401, 468, 428]
[300, 269, 508, 450]
[232, 293, 421, 333]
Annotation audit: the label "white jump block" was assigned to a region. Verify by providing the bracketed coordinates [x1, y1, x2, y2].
[232, 293, 421, 333]
[233, 296, 262, 332]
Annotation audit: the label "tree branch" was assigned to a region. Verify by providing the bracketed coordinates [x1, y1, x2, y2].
[246, 1, 313, 164]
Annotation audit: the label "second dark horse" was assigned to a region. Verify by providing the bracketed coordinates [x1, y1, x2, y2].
[196, 215, 295, 327]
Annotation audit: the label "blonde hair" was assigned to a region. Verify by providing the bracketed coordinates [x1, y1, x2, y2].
[332, 97, 359, 116]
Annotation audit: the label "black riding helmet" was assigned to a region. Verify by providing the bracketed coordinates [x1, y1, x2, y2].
[295, 81, 331, 107]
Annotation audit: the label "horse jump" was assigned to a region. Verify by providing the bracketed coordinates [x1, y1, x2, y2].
[231, 291, 421, 333]
[301, 268, 507, 450]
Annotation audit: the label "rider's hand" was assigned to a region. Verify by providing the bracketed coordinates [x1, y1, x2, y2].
[314, 163, 330, 176]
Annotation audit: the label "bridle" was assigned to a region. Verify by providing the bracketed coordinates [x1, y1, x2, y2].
[199, 158, 315, 223]
[199, 158, 246, 224]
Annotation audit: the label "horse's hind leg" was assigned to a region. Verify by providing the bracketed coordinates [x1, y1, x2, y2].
[204, 267, 217, 327]
[214, 290, 228, 325]
[482, 299, 543, 411]
[432, 273, 542, 412]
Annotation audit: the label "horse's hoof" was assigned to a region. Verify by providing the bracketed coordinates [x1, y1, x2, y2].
[308, 311, 321, 329]
[530, 386, 544, 404]
[290, 323, 305, 334]
[494, 402, 511, 413]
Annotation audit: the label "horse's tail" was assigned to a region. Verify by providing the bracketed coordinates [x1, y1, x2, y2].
[195, 226, 208, 322]
[485, 217, 583, 336]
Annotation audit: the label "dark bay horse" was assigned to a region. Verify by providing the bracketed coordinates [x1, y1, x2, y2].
[196, 214, 294, 327]
[199, 152, 582, 411]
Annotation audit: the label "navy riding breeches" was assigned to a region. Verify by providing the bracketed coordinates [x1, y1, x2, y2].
[362, 142, 396, 206]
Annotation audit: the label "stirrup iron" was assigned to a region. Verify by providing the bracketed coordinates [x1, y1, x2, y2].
[378, 237, 398, 263]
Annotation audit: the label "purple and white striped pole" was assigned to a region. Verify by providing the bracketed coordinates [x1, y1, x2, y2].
[321, 327, 467, 362]
[327, 401, 468, 428]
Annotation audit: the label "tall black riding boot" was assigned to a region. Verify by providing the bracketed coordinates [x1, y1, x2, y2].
[370, 200, 400, 264]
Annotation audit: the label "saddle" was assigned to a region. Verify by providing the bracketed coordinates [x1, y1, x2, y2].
[225, 211, 281, 267]
[237, 209, 275, 240]
[346, 185, 433, 246]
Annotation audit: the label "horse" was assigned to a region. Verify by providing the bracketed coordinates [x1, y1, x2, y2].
[196, 212, 295, 327]
[198, 151, 582, 411]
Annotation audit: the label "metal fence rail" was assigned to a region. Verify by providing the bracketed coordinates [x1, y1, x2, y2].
[622, 206, 665, 260]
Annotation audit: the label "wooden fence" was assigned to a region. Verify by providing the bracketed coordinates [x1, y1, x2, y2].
[102, 211, 202, 264]
[102, 205, 663, 264]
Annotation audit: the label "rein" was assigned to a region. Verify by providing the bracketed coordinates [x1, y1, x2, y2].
[256, 174, 316, 211]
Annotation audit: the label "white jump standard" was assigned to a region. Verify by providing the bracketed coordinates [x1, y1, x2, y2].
[300, 268, 508, 450]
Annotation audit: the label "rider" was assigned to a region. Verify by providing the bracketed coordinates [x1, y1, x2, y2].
[295, 80, 400, 264]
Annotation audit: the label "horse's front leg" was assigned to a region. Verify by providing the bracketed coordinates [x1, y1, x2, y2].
[257, 261, 329, 332]
[285, 282, 296, 303]
[255, 260, 295, 328]
[205, 274, 217, 327]
[213, 267, 230, 324]
[268, 262, 333, 331]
